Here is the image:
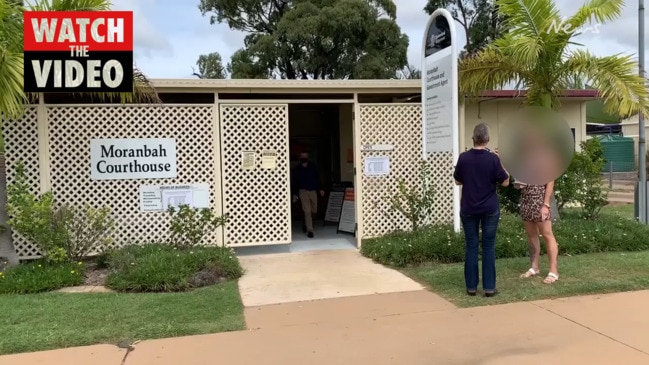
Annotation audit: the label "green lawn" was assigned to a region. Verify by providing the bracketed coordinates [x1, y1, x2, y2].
[404, 251, 649, 308]
[600, 203, 634, 220]
[565, 203, 634, 220]
[0, 281, 245, 355]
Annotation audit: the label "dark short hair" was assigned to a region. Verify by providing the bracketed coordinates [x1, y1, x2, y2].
[472, 123, 490, 146]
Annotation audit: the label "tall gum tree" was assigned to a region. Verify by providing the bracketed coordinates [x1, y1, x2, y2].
[198, 0, 409, 79]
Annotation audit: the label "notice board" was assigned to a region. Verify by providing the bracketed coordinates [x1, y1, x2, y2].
[337, 187, 356, 234]
[324, 182, 352, 223]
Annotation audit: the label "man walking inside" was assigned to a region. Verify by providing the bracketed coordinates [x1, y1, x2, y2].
[291, 152, 324, 238]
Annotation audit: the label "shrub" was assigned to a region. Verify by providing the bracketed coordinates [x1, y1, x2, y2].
[555, 139, 608, 219]
[62, 205, 114, 261]
[388, 160, 436, 231]
[7, 164, 69, 263]
[104, 244, 243, 292]
[6, 163, 114, 262]
[497, 176, 520, 215]
[361, 212, 649, 267]
[0, 261, 84, 294]
[168, 205, 228, 248]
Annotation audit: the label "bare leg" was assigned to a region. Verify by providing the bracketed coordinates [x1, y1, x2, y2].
[524, 221, 541, 271]
[538, 220, 559, 280]
[521, 221, 541, 276]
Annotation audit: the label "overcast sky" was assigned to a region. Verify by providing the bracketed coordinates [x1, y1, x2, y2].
[112, 0, 647, 79]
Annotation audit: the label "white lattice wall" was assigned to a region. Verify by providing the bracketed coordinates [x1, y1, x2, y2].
[2, 107, 41, 257]
[219, 104, 291, 246]
[359, 104, 453, 239]
[4, 105, 217, 258]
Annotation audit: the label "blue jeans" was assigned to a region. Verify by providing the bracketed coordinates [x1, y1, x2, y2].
[460, 210, 500, 292]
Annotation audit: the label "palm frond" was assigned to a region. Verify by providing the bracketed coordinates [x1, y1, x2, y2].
[565, 0, 624, 33]
[0, 0, 27, 119]
[0, 49, 26, 119]
[459, 47, 530, 96]
[62, 67, 160, 104]
[26, 0, 112, 11]
[492, 32, 543, 71]
[563, 49, 649, 118]
[497, 0, 561, 38]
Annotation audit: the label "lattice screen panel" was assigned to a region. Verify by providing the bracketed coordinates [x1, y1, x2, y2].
[2, 107, 42, 258]
[46, 105, 216, 255]
[220, 104, 290, 246]
[359, 104, 453, 239]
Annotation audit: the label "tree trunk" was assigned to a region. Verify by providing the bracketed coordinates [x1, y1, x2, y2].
[0, 155, 19, 267]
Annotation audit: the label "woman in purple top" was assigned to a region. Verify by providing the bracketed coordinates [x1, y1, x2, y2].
[453, 123, 510, 297]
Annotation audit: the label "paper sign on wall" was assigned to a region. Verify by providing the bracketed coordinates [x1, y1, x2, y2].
[261, 150, 277, 169]
[241, 151, 255, 170]
[364, 156, 390, 176]
[139, 184, 210, 212]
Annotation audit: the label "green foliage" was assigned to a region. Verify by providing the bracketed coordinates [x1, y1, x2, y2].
[104, 244, 243, 292]
[0, 261, 84, 294]
[168, 205, 228, 248]
[7, 164, 69, 263]
[388, 160, 436, 232]
[424, 0, 507, 57]
[459, 0, 648, 117]
[62, 205, 114, 262]
[194, 52, 227, 79]
[6, 163, 114, 262]
[361, 211, 649, 267]
[555, 139, 608, 219]
[497, 175, 520, 215]
[199, 0, 408, 79]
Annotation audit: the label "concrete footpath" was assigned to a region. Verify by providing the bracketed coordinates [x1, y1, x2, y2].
[2, 289, 649, 364]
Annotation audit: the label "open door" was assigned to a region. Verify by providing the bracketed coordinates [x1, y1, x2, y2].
[219, 104, 291, 246]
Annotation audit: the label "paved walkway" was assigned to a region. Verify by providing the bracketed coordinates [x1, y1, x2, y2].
[2, 289, 648, 364]
[237, 250, 423, 306]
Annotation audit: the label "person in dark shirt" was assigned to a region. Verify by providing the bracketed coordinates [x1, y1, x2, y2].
[291, 152, 324, 238]
[453, 123, 510, 297]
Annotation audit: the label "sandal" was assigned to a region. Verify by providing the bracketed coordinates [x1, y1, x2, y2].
[520, 268, 540, 278]
[543, 272, 559, 284]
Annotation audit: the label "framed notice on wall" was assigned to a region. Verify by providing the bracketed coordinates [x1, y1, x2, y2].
[139, 184, 210, 212]
[337, 187, 356, 235]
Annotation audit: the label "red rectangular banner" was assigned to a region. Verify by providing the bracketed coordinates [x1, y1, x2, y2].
[23, 11, 133, 52]
[23, 11, 133, 93]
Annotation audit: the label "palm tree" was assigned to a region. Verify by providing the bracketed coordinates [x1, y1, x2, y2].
[0, 0, 159, 120]
[459, 0, 649, 118]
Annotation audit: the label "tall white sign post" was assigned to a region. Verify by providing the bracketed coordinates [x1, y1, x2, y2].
[422, 9, 460, 232]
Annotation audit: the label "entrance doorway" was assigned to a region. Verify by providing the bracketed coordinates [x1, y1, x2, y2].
[288, 103, 356, 251]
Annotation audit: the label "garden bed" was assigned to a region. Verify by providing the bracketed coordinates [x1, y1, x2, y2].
[361, 206, 649, 267]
